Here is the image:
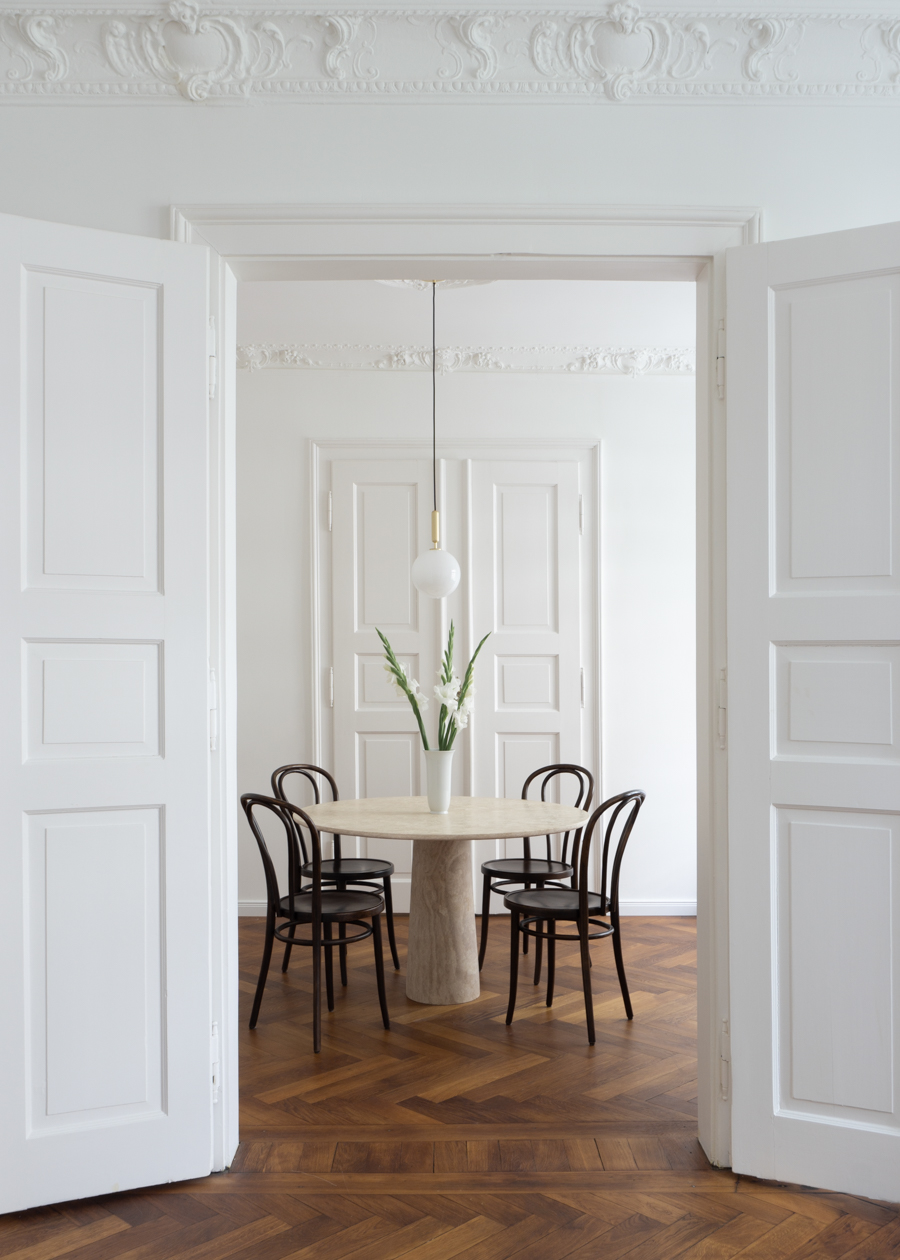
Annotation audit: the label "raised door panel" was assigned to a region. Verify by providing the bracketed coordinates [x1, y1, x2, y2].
[774, 274, 900, 593]
[24, 641, 161, 761]
[26, 809, 164, 1132]
[354, 483, 419, 632]
[25, 272, 160, 593]
[776, 811, 897, 1124]
[495, 484, 558, 632]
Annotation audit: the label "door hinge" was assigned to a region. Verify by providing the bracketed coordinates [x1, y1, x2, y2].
[716, 318, 725, 401]
[208, 316, 217, 401]
[329, 666, 334, 708]
[327, 490, 333, 532]
[208, 666, 218, 752]
[580, 667, 585, 708]
[211, 1021, 221, 1104]
[716, 667, 727, 751]
[719, 1018, 730, 1101]
[578, 495, 584, 535]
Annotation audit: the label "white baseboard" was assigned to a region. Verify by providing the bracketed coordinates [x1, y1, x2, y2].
[239, 898, 696, 917]
[619, 900, 696, 916]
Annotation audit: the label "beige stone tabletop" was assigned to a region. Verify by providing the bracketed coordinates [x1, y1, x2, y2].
[302, 795, 588, 841]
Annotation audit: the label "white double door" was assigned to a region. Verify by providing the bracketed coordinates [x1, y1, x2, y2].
[327, 450, 589, 911]
[0, 212, 215, 1211]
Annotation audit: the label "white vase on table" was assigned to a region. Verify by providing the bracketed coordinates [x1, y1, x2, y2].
[424, 749, 454, 813]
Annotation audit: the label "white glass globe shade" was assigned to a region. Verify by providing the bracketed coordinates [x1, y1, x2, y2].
[411, 547, 461, 598]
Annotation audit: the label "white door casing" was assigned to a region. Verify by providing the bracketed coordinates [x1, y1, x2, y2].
[183, 204, 746, 1171]
[727, 221, 900, 1199]
[325, 447, 591, 912]
[0, 213, 213, 1210]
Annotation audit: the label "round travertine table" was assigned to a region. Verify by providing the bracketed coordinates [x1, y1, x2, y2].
[302, 795, 589, 1005]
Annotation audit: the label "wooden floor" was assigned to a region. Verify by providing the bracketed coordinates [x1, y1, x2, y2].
[4, 915, 900, 1258]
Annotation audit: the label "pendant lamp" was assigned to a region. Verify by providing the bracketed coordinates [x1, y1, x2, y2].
[411, 282, 461, 599]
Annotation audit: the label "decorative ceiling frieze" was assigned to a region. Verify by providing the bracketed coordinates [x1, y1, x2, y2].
[2, 2, 900, 102]
[237, 342, 696, 374]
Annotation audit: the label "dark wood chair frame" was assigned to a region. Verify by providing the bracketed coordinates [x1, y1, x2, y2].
[270, 764, 401, 979]
[478, 763, 594, 982]
[505, 789, 645, 1045]
[241, 792, 390, 1053]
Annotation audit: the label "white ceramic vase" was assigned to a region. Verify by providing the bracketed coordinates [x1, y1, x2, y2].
[424, 749, 454, 814]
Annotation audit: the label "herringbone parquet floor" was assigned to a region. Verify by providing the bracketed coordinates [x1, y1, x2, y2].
[4, 915, 899, 1258]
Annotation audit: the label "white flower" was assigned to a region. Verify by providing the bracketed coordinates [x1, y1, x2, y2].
[453, 690, 475, 729]
[408, 679, 429, 711]
[434, 677, 461, 710]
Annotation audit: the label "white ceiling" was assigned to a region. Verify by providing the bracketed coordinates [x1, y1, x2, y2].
[237, 280, 696, 349]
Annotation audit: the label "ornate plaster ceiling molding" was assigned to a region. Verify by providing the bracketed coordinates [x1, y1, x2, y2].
[237, 341, 696, 374]
[2, 3, 900, 102]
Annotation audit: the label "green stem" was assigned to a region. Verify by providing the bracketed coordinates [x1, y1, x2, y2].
[377, 627, 430, 751]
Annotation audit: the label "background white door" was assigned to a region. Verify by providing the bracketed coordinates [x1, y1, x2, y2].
[727, 220, 900, 1200]
[331, 458, 440, 907]
[0, 213, 213, 1210]
[469, 459, 585, 898]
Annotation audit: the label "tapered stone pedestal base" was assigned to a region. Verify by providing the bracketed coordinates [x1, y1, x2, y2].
[406, 839, 480, 1005]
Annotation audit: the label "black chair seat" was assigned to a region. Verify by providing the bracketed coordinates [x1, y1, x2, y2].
[302, 857, 394, 880]
[279, 889, 384, 921]
[482, 857, 572, 880]
[504, 887, 605, 918]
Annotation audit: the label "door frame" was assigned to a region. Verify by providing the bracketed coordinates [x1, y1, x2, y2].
[176, 202, 762, 1171]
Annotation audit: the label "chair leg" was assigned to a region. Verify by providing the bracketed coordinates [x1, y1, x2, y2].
[522, 886, 530, 954]
[372, 913, 390, 1029]
[324, 920, 335, 1012]
[249, 910, 276, 1030]
[611, 913, 633, 1020]
[505, 909, 521, 1026]
[337, 880, 348, 986]
[383, 876, 401, 971]
[281, 918, 297, 974]
[578, 915, 595, 1045]
[533, 919, 543, 986]
[478, 874, 491, 971]
[338, 922, 348, 986]
[313, 924, 322, 1054]
[546, 920, 556, 1007]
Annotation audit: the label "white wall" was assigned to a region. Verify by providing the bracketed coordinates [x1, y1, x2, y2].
[237, 279, 696, 912]
[1, 105, 899, 243]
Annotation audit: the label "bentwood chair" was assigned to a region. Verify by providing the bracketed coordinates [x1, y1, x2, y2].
[241, 793, 390, 1052]
[478, 764, 593, 978]
[504, 789, 645, 1045]
[271, 764, 401, 979]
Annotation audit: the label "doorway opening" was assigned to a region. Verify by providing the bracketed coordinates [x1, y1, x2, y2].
[233, 275, 699, 1169]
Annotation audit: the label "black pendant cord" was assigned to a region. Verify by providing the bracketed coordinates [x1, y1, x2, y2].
[432, 280, 437, 514]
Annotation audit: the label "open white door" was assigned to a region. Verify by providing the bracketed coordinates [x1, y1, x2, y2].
[727, 221, 900, 1199]
[0, 212, 213, 1210]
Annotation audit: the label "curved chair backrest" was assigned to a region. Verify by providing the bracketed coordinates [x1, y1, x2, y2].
[521, 763, 595, 865]
[578, 790, 645, 917]
[271, 763, 342, 861]
[241, 793, 324, 925]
